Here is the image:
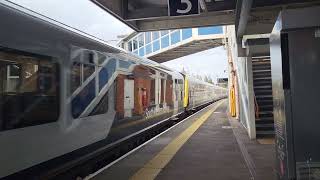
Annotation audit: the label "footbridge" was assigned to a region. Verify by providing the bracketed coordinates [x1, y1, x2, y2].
[117, 26, 226, 63]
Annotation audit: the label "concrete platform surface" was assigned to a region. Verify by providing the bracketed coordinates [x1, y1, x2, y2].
[88, 100, 276, 180]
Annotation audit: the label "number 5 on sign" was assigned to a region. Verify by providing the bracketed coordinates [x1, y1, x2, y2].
[177, 0, 192, 14]
[168, 0, 200, 17]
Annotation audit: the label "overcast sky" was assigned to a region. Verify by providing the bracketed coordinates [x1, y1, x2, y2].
[10, 0, 228, 81]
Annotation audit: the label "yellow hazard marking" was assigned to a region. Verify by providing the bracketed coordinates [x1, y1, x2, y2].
[130, 100, 226, 180]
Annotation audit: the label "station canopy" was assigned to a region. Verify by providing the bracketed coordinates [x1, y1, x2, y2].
[92, 0, 320, 38]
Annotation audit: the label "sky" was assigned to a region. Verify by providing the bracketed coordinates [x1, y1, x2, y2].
[163, 47, 228, 82]
[9, 0, 228, 81]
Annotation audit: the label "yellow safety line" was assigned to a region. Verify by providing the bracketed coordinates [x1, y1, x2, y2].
[130, 100, 226, 180]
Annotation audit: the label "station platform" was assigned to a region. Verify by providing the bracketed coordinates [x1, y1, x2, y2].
[87, 100, 276, 180]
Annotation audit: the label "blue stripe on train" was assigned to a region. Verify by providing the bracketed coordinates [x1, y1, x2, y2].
[72, 79, 96, 118]
[99, 58, 117, 91]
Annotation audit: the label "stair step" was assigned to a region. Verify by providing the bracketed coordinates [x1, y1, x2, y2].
[256, 124, 275, 131]
[253, 69, 271, 73]
[253, 78, 272, 82]
[256, 124, 274, 128]
[256, 130, 274, 134]
[257, 101, 273, 107]
[254, 85, 272, 90]
[255, 92, 272, 97]
[257, 99, 273, 102]
[259, 111, 273, 115]
[256, 95, 272, 98]
[252, 61, 271, 65]
[253, 73, 272, 78]
[254, 82, 272, 87]
[256, 97, 273, 102]
[256, 130, 275, 138]
[258, 105, 274, 109]
[253, 67, 271, 71]
[256, 117, 274, 124]
[254, 77, 271, 81]
[259, 106, 274, 112]
[252, 64, 271, 69]
[258, 113, 273, 118]
[255, 88, 272, 92]
[252, 56, 270, 61]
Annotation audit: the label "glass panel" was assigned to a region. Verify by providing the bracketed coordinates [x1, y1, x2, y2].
[83, 64, 95, 83]
[139, 47, 145, 56]
[9, 64, 20, 76]
[83, 51, 95, 64]
[145, 32, 151, 44]
[145, 44, 152, 55]
[0, 47, 60, 131]
[72, 79, 95, 118]
[133, 50, 138, 55]
[171, 30, 181, 45]
[138, 34, 144, 48]
[132, 39, 138, 50]
[119, 60, 133, 69]
[198, 26, 223, 35]
[71, 62, 81, 92]
[160, 30, 169, 36]
[90, 90, 108, 116]
[161, 36, 170, 49]
[182, 28, 192, 40]
[99, 58, 116, 91]
[128, 41, 133, 51]
[153, 40, 160, 52]
[152, 31, 160, 40]
[97, 53, 107, 65]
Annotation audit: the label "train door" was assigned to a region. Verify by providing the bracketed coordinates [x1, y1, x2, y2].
[124, 79, 134, 118]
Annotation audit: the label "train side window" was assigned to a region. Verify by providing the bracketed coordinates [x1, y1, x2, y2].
[0, 47, 60, 131]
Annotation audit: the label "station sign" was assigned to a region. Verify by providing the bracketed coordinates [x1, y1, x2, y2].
[168, 0, 200, 17]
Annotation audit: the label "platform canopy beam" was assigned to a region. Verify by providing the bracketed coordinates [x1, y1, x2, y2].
[91, 0, 320, 32]
[235, 0, 253, 40]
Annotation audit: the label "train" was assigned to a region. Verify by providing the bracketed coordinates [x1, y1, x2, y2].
[0, 1, 227, 178]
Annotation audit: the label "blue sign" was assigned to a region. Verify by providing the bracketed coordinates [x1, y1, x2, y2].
[169, 0, 199, 17]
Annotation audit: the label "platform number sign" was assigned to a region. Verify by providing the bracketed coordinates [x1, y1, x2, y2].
[168, 0, 200, 17]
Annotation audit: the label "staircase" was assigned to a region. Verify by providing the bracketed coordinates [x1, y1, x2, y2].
[252, 56, 275, 138]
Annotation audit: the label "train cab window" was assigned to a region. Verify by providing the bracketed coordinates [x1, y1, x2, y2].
[0, 47, 60, 131]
